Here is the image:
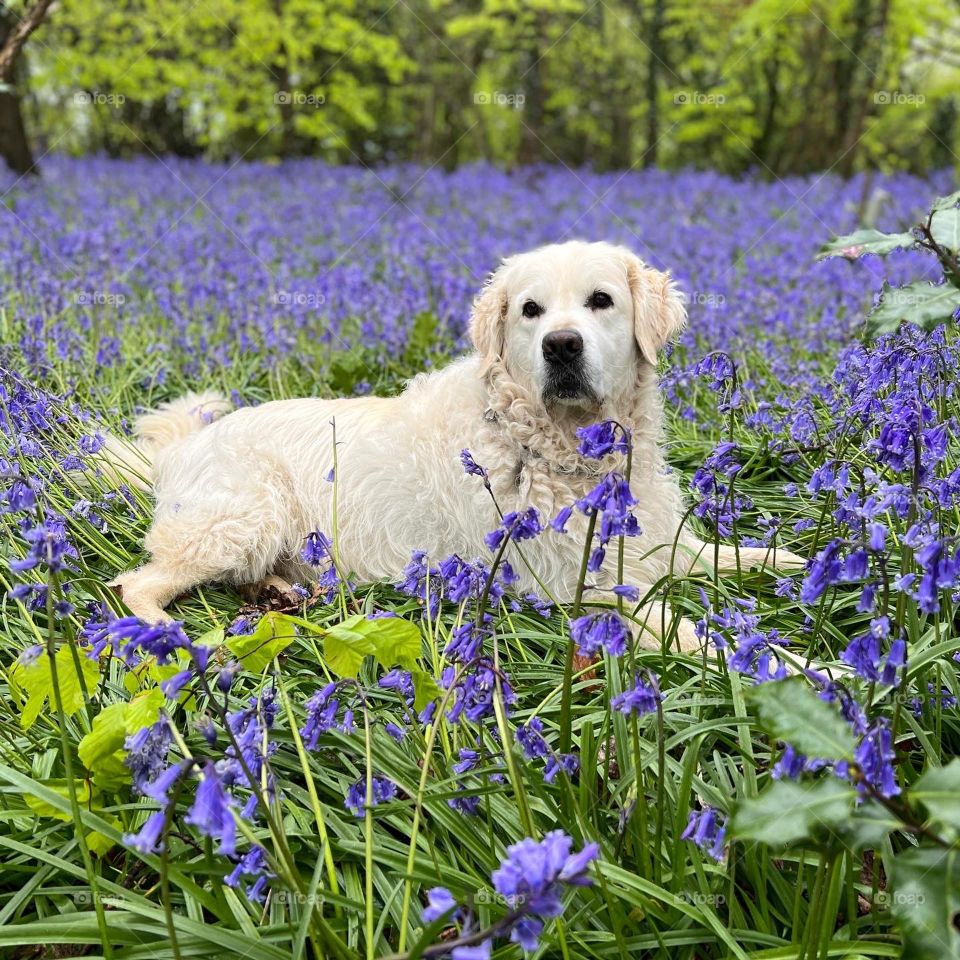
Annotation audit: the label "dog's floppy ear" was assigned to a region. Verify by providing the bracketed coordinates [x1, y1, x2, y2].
[625, 252, 687, 368]
[470, 262, 509, 376]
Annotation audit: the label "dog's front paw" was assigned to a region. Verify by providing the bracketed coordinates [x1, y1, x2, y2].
[769, 547, 806, 570]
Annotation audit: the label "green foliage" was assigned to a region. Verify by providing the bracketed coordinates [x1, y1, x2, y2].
[820, 190, 960, 339]
[321, 612, 422, 678]
[731, 779, 856, 848]
[748, 678, 856, 761]
[10, 644, 99, 730]
[890, 847, 960, 959]
[77, 688, 164, 790]
[225, 614, 293, 673]
[11, 0, 960, 173]
[817, 228, 917, 259]
[912, 760, 960, 831]
[736, 678, 960, 958]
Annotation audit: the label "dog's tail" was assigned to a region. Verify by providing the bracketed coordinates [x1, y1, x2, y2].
[99, 390, 232, 491]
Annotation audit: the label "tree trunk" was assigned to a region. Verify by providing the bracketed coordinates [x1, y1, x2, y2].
[0, 1, 50, 176]
[642, 0, 666, 168]
[0, 86, 36, 175]
[517, 13, 546, 166]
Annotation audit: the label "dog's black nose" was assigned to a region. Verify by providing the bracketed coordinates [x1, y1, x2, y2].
[542, 329, 584, 364]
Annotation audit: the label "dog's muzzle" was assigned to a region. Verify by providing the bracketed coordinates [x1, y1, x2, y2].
[541, 329, 597, 404]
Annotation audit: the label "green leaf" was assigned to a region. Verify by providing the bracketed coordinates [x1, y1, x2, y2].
[365, 616, 422, 669]
[867, 281, 960, 339]
[930, 207, 960, 252]
[25, 779, 96, 820]
[322, 613, 422, 678]
[24, 782, 120, 857]
[817, 228, 916, 260]
[748, 679, 856, 762]
[932, 190, 960, 212]
[410, 669, 441, 712]
[77, 702, 127, 774]
[730, 779, 856, 847]
[78, 688, 164, 790]
[226, 612, 296, 673]
[912, 760, 960, 830]
[323, 614, 378, 678]
[87, 816, 122, 857]
[836, 802, 903, 850]
[12, 645, 100, 730]
[890, 846, 960, 959]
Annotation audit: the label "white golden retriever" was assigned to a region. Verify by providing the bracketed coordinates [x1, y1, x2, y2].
[104, 241, 800, 647]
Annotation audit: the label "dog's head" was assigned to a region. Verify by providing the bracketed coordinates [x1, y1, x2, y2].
[470, 240, 686, 409]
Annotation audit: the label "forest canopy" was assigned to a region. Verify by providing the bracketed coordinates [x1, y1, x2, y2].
[2, 0, 959, 176]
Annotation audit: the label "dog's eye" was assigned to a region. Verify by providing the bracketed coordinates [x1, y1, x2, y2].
[587, 290, 613, 310]
[521, 300, 543, 319]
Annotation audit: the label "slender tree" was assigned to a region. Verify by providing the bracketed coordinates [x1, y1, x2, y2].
[0, 0, 54, 175]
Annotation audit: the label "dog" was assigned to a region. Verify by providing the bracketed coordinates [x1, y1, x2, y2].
[101, 241, 802, 649]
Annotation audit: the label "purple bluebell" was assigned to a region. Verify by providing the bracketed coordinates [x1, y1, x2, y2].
[345, 774, 398, 817]
[569, 611, 629, 657]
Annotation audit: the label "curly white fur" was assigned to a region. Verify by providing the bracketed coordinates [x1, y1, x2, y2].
[103, 241, 802, 648]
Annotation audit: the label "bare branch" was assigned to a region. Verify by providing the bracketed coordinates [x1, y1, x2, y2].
[0, 0, 55, 84]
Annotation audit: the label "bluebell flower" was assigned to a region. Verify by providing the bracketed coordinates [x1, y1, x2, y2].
[543, 753, 579, 783]
[610, 674, 662, 716]
[484, 507, 543, 551]
[576, 421, 629, 459]
[771, 745, 827, 780]
[225, 844, 272, 901]
[423, 886, 459, 923]
[460, 449, 488, 479]
[569, 611, 629, 657]
[301, 681, 354, 746]
[17, 643, 43, 667]
[398, 550, 440, 618]
[301, 530, 333, 566]
[379, 668, 415, 702]
[125, 720, 173, 795]
[799, 540, 843, 604]
[10, 517, 78, 574]
[345, 774, 398, 817]
[681, 807, 726, 861]
[160, 669, 192, 699]
[446, 659, 514, 724]
[123, 808, 168, 854]
[444, 621, 488, 662]
[491, 830, 599, 923]
[185, 762, 237, 856]
[854, 721, 899, 798]
[516, 718, 549, 760]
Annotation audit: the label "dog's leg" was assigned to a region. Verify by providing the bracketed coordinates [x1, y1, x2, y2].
[110, 562, 197, 624]
[683, 540, 805, 576]
[239, 574, 299, 605]
[632, 595, 702, 654]
[110, 499, 287, 623]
